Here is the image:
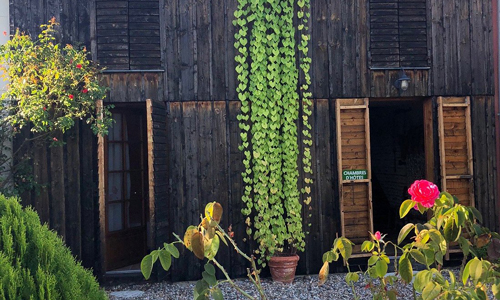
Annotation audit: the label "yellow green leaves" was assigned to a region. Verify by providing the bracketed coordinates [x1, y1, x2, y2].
[140, 243, 179, 280]
[0, 20, 111, 136]
[205, 202, 223, 225]
[399, 199, 415, 218]
[233, 0, 311, 264]
[397, 223, 415, 245]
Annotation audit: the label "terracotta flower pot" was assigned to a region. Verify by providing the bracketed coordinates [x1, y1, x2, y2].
[268, 255, 300, 284]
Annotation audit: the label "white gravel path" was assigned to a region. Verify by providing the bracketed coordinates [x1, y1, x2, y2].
[106, 272, 419, 300]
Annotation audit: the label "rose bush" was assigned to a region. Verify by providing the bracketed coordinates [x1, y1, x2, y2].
[0, 18, 112, 136]
[321, 179, 500, 300]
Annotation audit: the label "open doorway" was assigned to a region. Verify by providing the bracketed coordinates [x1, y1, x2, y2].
[369, 100, 428, 242]
[103, 104, 149, 271]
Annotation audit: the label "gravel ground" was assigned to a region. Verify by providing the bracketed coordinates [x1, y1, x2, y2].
[106, 272, 420, 300]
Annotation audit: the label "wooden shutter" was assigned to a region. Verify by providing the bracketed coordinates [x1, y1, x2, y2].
[146, 99, 168, 250]
[437, 97, 474, 207]
[336, 98, 373, 256]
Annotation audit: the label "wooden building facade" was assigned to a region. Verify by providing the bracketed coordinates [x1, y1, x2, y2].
[10, 0, 499, 280]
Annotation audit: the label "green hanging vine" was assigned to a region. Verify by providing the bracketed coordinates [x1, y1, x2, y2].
[234, 0, 312, 265]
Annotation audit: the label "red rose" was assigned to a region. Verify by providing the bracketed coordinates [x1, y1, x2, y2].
[408, 180, 440, 209]
[76, 64, 82, 69]
[69, 94, 74, 99]
[43, 107, 46, 111]
[82, 88, 88, 93]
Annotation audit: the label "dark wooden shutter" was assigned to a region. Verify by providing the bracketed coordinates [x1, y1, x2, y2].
[370, 0, 428, 68]
[437, 97, 474, 207]
[96, 1, 161, 70]
[146, 99, 168, 250]
[336, 98, 373, 256]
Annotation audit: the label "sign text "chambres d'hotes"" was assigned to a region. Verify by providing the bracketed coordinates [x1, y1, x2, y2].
[342, 169, 368, 180]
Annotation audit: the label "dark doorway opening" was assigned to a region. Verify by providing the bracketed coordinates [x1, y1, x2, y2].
[370, 100, 427, 242]
[104, 105, 149, 271]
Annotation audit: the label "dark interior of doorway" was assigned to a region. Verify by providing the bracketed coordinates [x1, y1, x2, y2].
[370, 100, 427, 242]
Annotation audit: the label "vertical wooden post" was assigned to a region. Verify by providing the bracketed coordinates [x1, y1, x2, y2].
[97, 100, 107, 271]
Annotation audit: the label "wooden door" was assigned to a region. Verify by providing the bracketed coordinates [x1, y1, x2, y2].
[146, 99, 168, 251]
[336, 98, 373, 256]
[101, 106, 148, 271]
[437, 97, 474, 207]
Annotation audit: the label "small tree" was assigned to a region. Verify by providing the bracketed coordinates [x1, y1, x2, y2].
[0, 18, 112, 194]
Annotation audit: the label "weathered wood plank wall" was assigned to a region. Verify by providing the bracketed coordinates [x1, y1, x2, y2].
[164, 100, 340, 280]
[160, 0, 493, 101]
[9, 0, 499, 280]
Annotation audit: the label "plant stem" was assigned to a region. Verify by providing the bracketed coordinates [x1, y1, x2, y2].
[216, 224, 268, 300]
[212, 258, 257, 300]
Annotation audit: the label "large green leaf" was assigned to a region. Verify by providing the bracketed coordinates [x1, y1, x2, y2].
[458, 236, 470, 256]
[444, 218, 460, 242]
[463, 259, 473, 285]
[410, 249, 426, 265]
[375, 259, 388, 278]
[211, 288, 224, 300]
[194, 280, 209, 300]
[204, 263, 216, 276]
[399, 256, 413, 284]
[202, 271, 217, 287]
[400, 199, 415, 218]
[141, 254, 154, 280]
[165, 242, 180, 258]
[204, 234, 220, 260]
[414, 270, 431, 292]
[158, 250, 172, 271]
[398, 223, 415, 245]
[469, 207, 483, 223]
[422, 281, 442, 300]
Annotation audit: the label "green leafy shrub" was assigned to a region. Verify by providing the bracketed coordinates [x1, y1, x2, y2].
[320, 180, 500, 300]
[0, 193, 107, 300]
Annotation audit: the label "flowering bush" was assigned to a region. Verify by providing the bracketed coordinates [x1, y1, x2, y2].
[0, 18, 112, 136]
[321, 180, 500, 300]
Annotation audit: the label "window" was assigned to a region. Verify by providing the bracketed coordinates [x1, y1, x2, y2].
[369, 0, 428, 68]
[96, 1, 161, 70]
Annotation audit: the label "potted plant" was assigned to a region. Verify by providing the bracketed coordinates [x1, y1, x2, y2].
[233, 0, 313, 283]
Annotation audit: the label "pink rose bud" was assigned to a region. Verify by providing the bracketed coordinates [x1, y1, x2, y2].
[53, 137, 58, 142]
[374, 231, 381, 241]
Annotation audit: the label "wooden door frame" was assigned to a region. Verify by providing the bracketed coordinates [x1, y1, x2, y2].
[98, 102, 150, 272]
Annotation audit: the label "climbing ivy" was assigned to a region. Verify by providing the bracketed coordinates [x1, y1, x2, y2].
[234, 0, 312, 265]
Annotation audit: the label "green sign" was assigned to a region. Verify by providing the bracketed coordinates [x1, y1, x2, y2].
[342, 169, 368, 180]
